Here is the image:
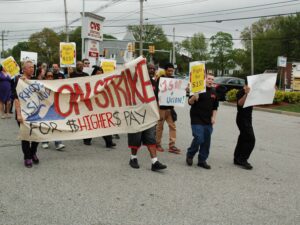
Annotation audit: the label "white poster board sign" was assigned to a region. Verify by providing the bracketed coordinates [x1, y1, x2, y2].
[20, 51, 38, 65]
[158, 78, 188, 107]
[244, 73, 277, 108]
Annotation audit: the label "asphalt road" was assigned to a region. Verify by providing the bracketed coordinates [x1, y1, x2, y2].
[0, 103, 299, 225]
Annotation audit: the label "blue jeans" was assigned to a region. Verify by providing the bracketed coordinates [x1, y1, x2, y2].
[187, 124, 213, 162]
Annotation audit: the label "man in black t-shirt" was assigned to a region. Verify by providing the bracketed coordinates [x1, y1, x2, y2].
[69, 61, 89, 145]
[186, 73, 219, 169]
[233, 85, 255, 170]
[69, 61, 89, 78]
[52, 63, 65, 79]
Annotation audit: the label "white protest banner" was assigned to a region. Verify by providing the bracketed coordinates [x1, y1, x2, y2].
[100, 59, 116, 73]
[1, 56, 20, 77]
[17, 57, 159, 141]
[244, 73, 277, 108]
[20, 51, 38, 65]
[158, 77, 188, 107]
[189, 61, 206, 94]
[60, 42, 76, 67]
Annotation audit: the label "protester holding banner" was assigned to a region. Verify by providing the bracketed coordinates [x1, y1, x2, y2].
[0, 66, 12, 119]
[155, 63, 181, 154]
[36, 67, 46, 80]
[83, 65, 116, 149]
[52, 64, 65, 79]
[69, 60, 90, 145]
[233, 84, 255, 170]
[128, 63, 167, 172]
[13, 60, 40, 168]
[186, 73, 218, 170]
[41, 71, 66, 151]
[69, 61, 89, 78]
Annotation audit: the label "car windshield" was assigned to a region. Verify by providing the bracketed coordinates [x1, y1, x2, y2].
[214, 77, 232, 83]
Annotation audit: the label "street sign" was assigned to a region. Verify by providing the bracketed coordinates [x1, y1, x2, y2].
[81, 13, 105, 42]
[277, 56, 287, 67]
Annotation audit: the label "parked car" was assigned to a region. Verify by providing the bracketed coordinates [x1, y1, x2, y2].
[214, 76, 245, 101]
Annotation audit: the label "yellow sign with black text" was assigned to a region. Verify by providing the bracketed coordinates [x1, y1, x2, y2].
[1, 56, 20, 77]
[190, 62, 205, 93]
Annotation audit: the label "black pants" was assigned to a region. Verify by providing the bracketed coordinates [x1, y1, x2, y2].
[234, 118, 255, 162]
[22, 140, 39, 160]
[84, 135, 113, 147]
[18, 122, 39, 160]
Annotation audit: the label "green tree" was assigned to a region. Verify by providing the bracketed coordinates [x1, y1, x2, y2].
[27, 28, 61, 64]
[231, 48, 248, 77]
[180, 32, 207, 61]
[10, 42, 30, 62]
[127, 24, 172, 66]
[240, 16, 291, 74]
[209, 32, 234, 76]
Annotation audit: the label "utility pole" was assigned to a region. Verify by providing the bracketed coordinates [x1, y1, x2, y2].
[0, 31, 8, 58]
[172, 27, 176, 65]
[82, 0, 85, 59]
[64, 0, 69, 42]
[139, 0, 144, 56]
[250, 25, 254, 75]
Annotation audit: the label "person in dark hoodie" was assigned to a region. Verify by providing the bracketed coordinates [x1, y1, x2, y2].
[233, 81, 255, 170]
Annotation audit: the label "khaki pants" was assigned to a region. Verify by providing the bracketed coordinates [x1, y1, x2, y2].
[156, 109, 176, 148]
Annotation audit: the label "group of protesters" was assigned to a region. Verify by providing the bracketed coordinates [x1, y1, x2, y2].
[2, 58, 256, 172]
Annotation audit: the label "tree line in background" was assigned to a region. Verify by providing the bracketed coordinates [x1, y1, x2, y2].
[3, 13, 300, 78]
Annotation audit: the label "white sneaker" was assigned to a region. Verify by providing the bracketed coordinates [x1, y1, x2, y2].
[56, 143, 65, 150]
[42, 143, 49, 149]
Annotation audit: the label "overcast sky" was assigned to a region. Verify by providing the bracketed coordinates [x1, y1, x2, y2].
[1, 0, 300, 50]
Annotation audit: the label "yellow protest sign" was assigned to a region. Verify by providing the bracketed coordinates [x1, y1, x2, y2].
[60, 42, 76, 67]
[1, 56, 20, 77]
[190, 61, 205, 93]
[100, 59, 116, 73]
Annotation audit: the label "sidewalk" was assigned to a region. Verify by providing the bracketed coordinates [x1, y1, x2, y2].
[222, 101, 300, 117]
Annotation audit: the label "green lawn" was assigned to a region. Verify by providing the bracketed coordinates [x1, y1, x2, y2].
[273, 103, 300, 113]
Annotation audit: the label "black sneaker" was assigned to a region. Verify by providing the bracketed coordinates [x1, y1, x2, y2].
[234, 159, 253, 170]
[83, 140, 91, 145]
[197, 161, 211, 169]
[32, 155, 39, 164]
[106, 142, 116, 148]
[113, 134, 120, 139]
[186, 156, 193, 166]
[151, 161, 167, 171]
[129, 158, 140, 169]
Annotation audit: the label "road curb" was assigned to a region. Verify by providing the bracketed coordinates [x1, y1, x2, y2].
[222, 102, 300, 117]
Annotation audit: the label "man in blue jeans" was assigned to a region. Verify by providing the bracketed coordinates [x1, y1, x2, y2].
[186, 73, 219, 169]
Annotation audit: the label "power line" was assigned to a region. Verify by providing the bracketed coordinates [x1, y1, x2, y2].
[145, 2, 300, 23]
[103, 12, 299, 27]
[145, 0, 300, 20]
